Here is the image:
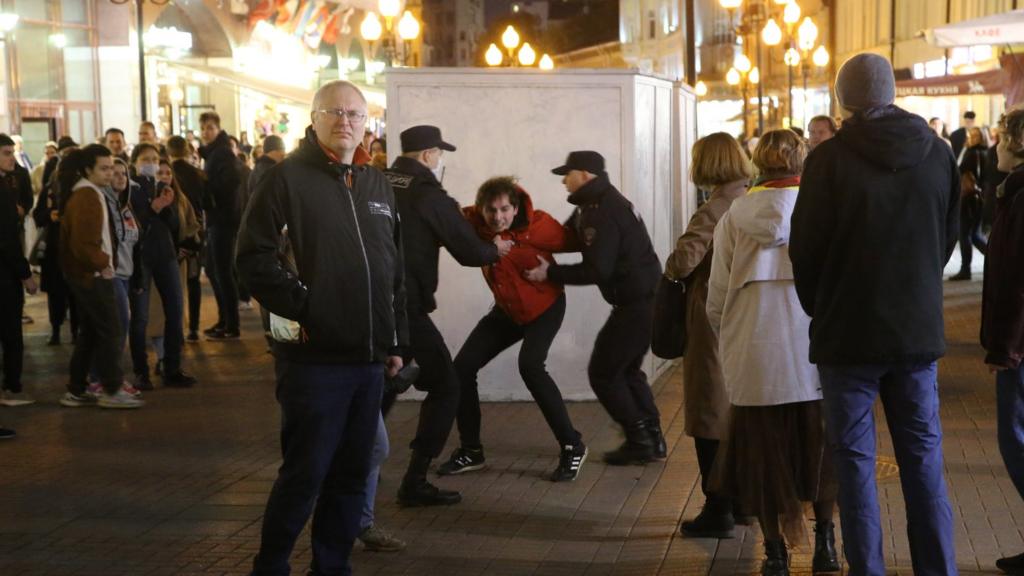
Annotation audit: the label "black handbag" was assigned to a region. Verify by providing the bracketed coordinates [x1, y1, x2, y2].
[651, 275, 687, 359]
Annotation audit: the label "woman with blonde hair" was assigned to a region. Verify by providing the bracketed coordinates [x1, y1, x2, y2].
[665, 132, 752, 538]
[707, 129, 838, 575]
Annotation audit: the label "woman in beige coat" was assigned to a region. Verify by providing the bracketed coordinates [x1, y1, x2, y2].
[664, 132, 751, 539]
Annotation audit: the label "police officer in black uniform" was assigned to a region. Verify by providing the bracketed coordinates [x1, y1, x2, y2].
[386, 125, 513, 506]
[525, 151, 665, 465]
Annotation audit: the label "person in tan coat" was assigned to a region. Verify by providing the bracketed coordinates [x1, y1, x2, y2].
[664, 132, 751, 538]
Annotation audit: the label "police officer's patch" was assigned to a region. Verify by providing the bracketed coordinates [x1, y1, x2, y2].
[386, 173, 412, 189]
[368, 201, 392, 218]
[582, 227, 597, 246]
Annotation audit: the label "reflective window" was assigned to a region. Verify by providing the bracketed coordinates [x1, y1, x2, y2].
[14, 0, 52, 21]
[63, 28, 96, 101]
[61, 0, 88, 24]
[16, 24, 60, 100]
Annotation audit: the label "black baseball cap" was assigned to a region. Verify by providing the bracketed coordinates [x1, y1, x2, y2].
[551, 150, 605, 175]
[400, 125, 456, 154]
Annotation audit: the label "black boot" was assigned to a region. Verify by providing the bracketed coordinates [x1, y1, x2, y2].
[812, 521, 840, 573]
[679, 496, 734, 539]
[397, 452, 462, 507]
[646, 418, 667, 459]
[997, 551, 1024, 575]
[762, 540, 789, 576]
[603, 420, 656, 465]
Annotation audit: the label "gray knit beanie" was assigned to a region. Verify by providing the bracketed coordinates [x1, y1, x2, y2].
[834, 53, 896, 111]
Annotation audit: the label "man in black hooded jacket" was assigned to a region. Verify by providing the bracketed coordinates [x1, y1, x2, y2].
[790, 53, 959, 576]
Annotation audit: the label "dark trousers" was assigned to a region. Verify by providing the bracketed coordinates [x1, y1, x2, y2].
[207, 225, 240, 332]
[453, 294, 580, 448]
[46, 277, 78, 335]
[407, 311, 460, 458]
[997, 364, 1024, 505]
[958, 194, 988, 272]
[694, 436, 719, 497]
[0, 279, 24, 393]
[588, 299, 660, 426]
[68, 278, 124, 395]
[251, 361, 383, 576]
[187, 274, 201, 334]
[819, 363, 956, 576]
[130, 256, 184, 375]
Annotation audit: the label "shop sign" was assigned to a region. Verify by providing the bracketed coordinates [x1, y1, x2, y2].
[895, 69, 1004, 97]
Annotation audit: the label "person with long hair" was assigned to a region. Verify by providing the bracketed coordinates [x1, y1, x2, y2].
[950, 125, 991, 280]
[666, 132, 752, 538]
[707, 130, 838, 575]
[56, 144, 142, 409]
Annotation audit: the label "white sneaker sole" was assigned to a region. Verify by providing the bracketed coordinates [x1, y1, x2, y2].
[98, 400, 145, 409]
[0, 399, 35, 407]
[438, 463, 486, 476]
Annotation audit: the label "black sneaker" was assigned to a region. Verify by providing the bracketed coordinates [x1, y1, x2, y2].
[679, 503, 735, 539]
[397, 478, 462, 507]
[163, 370, 197, 388]
[949, 270, 971, 281]
[203, 324, 224, 337]
[0, 427, 16, 439]
[550, 443, 587, 482]
[207, 329, 240, 340]
[186, 331, 199, 342]
[996, 552, 1024, 575]
[437, 446, 486, 476]
[135, 373, 155, 391]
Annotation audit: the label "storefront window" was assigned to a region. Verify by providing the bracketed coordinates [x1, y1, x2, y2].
[15, 24, 60, 100]
[14, 0, 53, 21]
[61, 0, 88, 24]
[63, 28, 96, 102]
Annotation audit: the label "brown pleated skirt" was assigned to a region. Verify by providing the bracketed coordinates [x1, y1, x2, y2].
[709, 400, 837, 543]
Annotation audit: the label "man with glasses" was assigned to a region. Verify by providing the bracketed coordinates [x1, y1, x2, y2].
[237, 80, 408, 576]
[385, 125, 512, 507]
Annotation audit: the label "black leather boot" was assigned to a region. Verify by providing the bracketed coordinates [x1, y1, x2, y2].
[812, 521, 840, 573]
[397, 452, 462, 507]
[678, 496, 735, 539]
[762, 540, 789, 576]
[603, 420, 657, 465]
[646, 418, 667, 459]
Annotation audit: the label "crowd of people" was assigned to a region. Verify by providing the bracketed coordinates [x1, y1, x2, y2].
[1, 51, 1023, 576]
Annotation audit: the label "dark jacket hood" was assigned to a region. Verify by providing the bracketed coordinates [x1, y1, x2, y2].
[837, 106, 937, 172]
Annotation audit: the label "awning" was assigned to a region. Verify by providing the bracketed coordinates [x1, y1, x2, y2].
[923, 10, 1024, 47]
[895, 68, 1005, 97]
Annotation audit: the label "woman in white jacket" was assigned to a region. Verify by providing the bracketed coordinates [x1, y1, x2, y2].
[706, 130, 838, 576]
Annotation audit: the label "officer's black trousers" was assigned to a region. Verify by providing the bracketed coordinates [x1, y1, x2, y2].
[407, 311, 460, 459]
[587, 298, 660, 426]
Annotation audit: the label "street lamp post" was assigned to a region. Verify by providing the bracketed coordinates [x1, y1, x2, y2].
[726, 58, 758, 138]
[111, 0, 171, 122]
[360, 1, 421, 67]
[485, 25, 553, 69]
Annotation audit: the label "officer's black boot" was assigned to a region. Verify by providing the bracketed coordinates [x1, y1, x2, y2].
[678, 495, 735, 539]
[397, 451, 462, 507]
[603, 420, 657, 465]
[646, 418, 667, 459]
[762, 540, 789, 576]
[812, 521, 840, 573]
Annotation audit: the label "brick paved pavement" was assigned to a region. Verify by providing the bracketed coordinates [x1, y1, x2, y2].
[0, 276, 1017, 575]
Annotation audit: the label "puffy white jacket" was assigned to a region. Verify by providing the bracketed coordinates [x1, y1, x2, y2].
[706, 183, 821, 407]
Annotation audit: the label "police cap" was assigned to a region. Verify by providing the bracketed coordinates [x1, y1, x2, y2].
[551, 150, 605, 175]
[400, 125, 456, 154]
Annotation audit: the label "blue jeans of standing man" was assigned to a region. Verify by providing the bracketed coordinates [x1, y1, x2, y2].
[818, 362, 957, 576]
[360, 412, 389, 532]
[251, 361, 383, 576]
[997, 364, 1024, 502]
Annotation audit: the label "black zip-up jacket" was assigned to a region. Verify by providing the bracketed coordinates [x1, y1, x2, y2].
[790, 105, 960, 365]
[981, 167, 1024, 369]
[129, 176, 180, 274]
[237, 128, 408, 364]
[548, 175, 662, 306]
[385, 156, 498, 314]
[200, 130, 242, 229]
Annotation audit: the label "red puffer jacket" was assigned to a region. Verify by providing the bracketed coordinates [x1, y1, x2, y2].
[463, 189, 567, 325]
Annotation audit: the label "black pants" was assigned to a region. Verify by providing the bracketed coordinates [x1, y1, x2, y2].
[68, 278, 124, 395]
[187, 274, 201, 334]
[207, 225, 240, 332]
[0, 279, 24, 393]
[453, 294, 580, 448]
[959, 194, 988, 272]
[46, 276, 78, 335]
[588, 299, 660, 426]
[252, 361, 383, 576]
[407, 311, 460, 459]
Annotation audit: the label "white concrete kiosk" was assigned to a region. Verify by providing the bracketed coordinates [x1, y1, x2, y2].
[385, 68, 698, 401]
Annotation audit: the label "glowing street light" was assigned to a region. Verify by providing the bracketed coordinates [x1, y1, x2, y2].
[761, 18, 782, 46]
[518, 42, 536, 66]
[719, 0, 742, 9]
[502, 25, 520, 51]
[784, 47, 801, 66]
[538, 53, 554, 70]
[783, 0, 801, 26]
[0, 13, 19, 33]
[726, 67, 741, 85]
[734, 53, 752, 73]
[378, 0, 401, 19]
[485, 43, 503, 66]
[797, 17, 819, 51]
[812, 45, 830, 67]
[749, 66, 760, 84]
[50, 33, 67, 48]
[694, 80, 708, 96]
[397, 10, 420, 40]
[360, 11, 382, 42]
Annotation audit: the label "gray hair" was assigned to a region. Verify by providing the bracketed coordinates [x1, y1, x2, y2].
[312, 80, 367, 111]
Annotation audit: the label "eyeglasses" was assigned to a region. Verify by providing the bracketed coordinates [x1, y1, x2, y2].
[316, 108, 368, 124]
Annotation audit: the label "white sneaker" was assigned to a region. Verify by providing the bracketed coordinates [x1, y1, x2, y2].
[85, 382, 103, 398]
[98, 389, 145, 409]
[0, 391, 35, 407]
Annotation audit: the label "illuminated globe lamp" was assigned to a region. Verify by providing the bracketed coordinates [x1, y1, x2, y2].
[761, 18, 782, 46]
[726, 67, 741, 86]
[485, 43, 503, 66]
[812, 45, 830, 67]
[694, 80, 708, 97]
[797, 17, 818, 52]
[501, 25, 521, 62]
[397, 10, 420, 41]
[538, 53, 554, 70]
[783, 0, 801, 26]
[360, 11, 383, 42]
[518, 42, 536, 66]
[734, 53, 752, 74]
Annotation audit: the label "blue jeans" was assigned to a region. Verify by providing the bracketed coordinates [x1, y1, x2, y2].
[997, 364, 1024, 502]
[207, 225, 239, 332]
[818, 363, 956, 576]
[129, 256, 184, 375]
[360, 412, 389, 532]
[251, 361, 384, 576]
